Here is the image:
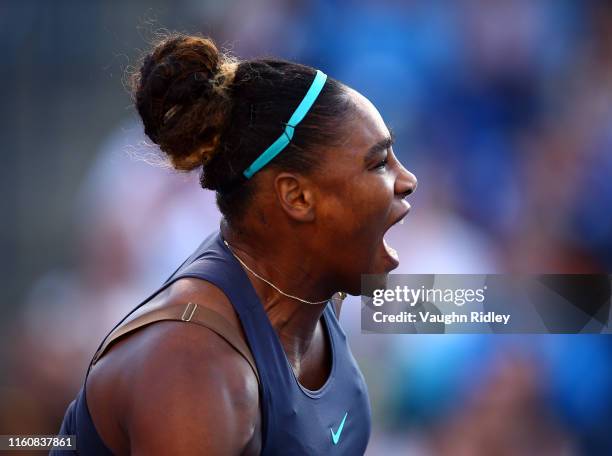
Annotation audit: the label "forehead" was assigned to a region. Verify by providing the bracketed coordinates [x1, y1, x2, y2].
[348, 88, 388, 131]
[335, 88, 390, 160]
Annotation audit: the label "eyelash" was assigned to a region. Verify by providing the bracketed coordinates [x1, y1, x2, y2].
[374, 158, 388, 170]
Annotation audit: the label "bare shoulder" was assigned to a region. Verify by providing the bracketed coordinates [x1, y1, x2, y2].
[86, 278, 260, 455]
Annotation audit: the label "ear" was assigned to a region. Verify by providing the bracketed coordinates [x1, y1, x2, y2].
[273, 172, 316, 222]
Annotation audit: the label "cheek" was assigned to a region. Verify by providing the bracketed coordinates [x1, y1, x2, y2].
[321, 177, 392, 247]
[354, 175, 394, 224]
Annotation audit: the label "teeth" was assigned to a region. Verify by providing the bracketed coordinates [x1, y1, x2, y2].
[383, 238, 399, 261]
[399, 218, 405, 225]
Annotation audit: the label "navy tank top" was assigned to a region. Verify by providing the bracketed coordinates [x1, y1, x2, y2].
[52, 230, 372, 455]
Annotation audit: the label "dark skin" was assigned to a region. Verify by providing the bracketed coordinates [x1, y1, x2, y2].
[85, 88, 417, 455]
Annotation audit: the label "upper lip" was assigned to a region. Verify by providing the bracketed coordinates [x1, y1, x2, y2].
[387, 201, 411, 230]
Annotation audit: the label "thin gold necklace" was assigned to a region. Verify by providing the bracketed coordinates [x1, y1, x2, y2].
[223, 239, 345, 306]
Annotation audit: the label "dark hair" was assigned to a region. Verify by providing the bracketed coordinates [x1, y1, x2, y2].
[130, 33, 353, 225]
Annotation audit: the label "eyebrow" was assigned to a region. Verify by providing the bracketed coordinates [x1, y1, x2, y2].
[363, 129, 395, 163]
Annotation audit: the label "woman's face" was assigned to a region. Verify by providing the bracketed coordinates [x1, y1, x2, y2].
[311, 89, 417, 294]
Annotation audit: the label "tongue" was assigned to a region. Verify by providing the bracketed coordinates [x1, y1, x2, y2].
[383, 238, 399, 262]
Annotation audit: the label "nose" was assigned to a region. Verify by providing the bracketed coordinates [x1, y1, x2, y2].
[395, 163, 417, 199]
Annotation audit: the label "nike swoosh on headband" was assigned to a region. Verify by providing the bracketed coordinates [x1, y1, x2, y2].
[242, 70, 328, 179]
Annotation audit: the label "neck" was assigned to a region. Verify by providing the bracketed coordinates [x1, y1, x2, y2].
[220, 219, 334, 359]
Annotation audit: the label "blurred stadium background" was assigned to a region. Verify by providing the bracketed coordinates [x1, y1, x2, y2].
[2, 0, 612, 454]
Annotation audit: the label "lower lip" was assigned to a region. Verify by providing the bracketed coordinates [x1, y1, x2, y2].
[382, 238, 400, 269]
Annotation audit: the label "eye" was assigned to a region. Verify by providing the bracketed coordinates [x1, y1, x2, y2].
[374, 157, 388, 170]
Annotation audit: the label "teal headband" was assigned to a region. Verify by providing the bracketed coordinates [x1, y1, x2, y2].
[242, 70, 328, 179]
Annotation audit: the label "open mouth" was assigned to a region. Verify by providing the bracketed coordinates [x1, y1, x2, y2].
[383, 237, 400, 263]
[381, 204, 411, 269]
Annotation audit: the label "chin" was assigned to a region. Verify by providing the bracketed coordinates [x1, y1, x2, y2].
[356, 270, 389, 298]
[342, 261, 392, 297]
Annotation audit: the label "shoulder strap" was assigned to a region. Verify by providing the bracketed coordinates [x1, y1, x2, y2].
[91, 302, 260, 384]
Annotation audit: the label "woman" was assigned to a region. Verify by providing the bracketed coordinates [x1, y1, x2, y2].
[53, 34, 416, 455]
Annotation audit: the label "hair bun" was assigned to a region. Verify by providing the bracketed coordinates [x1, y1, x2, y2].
[131, 34, 238, 171]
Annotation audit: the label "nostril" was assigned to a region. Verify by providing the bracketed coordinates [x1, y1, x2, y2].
[396, 170, 417, 198]
[401, 186, 415, 198]
[398, 189, 411, 199]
